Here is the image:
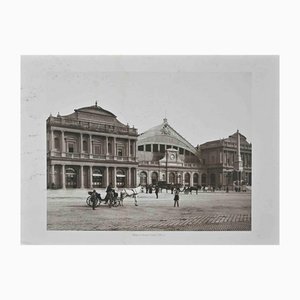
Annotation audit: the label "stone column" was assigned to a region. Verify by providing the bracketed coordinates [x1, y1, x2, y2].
[132, 168, 136, 187]
[128, 139, 131, 158]
[80, 165, 84, 188]
[89, 166, 93, 188]
[113, 167, 117, 188]
[89, 135, 93, 158]
[106, 136, 109, 156]
[190, 172, 193, 186]
[62, 165, 66, 189]
[50, 130, 54, 152]
[128, 167, 131, 187]
[80, 133, 83, 156]
[106, 167, 109, 186]
[113, 137, 116, 159]
[51, 164, 55, 187]
[61, 131, 65, 157]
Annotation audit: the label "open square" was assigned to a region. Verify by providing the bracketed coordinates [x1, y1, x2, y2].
[47, 189, 251, 231]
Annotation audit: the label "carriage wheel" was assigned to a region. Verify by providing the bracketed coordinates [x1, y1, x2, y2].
[86, 196, 92, 206]
[86, 196, 101, 207]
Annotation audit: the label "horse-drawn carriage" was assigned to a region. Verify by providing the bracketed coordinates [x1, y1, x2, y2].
[86, 190, 121, 208]
[86, 185, 142, 209]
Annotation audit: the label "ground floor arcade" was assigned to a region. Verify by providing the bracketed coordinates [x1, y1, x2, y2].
[137, 168, 203, 187]
[47, 161, 138, 189]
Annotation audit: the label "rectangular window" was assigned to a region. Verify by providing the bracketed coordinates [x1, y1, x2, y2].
[179, 148, 184, 154]
[185, 150, 190, 156]
[145, 144, 151, 152]
[94, 145, 101, 155]
[83, 140, 88, 152]
[166, 145, 172, 149]
[117, 145, 124, 156]
[68, 143, 74, 153]
[54, 138, 60, 149]
[160, 144, 165, 153]
[153, 144, 158, 152]
[138, 145, 144, 151]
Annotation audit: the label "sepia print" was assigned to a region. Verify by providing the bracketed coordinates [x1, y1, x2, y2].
[21, 56, 279, 244]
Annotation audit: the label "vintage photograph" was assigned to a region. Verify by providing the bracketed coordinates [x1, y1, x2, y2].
[21, 55, 278, 243]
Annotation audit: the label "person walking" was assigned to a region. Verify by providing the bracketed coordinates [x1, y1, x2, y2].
[155, 185, 159, 199]
[174, 187, 180, 207]
[91, 189, 98, 210]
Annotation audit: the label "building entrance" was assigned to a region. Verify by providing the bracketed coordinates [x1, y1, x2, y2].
[66, 167, 77, 188]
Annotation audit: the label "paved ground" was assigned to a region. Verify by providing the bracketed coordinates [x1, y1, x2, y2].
[47, 189, 251, 231]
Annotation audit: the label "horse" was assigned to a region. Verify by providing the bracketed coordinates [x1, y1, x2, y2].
[120, 185, 142, 206]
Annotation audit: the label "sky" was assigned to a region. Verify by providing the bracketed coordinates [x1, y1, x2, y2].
[21, 56, 252, 146]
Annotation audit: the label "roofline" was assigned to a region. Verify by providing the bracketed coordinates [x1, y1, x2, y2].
[138, 121, 197, 154]
[74, 105, 117, 118]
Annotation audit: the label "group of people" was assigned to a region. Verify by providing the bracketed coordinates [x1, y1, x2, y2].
[90, 183, 182, 210]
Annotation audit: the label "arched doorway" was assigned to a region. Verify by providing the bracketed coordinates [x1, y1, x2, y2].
[169, 172, 175, 184]
[65, 167, 77, 188]
[151, 172, 158, 185]
[201, 174, 207, 185]
[193, 173, 199, 186]
[92, 168, 103, 188]
[184, 173, 190, 186]
[116, 169, 126, 188]
[139, 171, 147, 186]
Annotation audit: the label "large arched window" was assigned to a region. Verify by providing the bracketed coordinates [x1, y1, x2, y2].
[184, 173, 190, 186]
[169, 172, 175, 184]
[193, 173, 199, 186]
[140, 171, 147, 186]
[151, 172, 158, 185]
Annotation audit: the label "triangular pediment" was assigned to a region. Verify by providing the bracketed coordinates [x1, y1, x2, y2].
[75, 105, 116, 118]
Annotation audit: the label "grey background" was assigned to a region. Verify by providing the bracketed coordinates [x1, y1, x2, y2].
[21, 55, 279, 244]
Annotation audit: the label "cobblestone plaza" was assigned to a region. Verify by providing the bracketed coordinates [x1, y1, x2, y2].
[47, 189, 251, 231]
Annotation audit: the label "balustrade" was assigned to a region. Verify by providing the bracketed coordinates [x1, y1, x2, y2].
[48, 117, 138, 136]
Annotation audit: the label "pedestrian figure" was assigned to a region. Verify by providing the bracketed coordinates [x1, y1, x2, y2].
[226, 186, 229, 193]
[149, 184, 152, 194]
[91, 189, 97, 210]
[155, 185, 159, 199]
[174, 188, 180, 207]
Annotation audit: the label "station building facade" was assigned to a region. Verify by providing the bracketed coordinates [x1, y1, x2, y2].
[199, 131, 252, 188]
[47, 104, 252, 190]
[136, 118, 203, 187]
[47, 103, 138, 189]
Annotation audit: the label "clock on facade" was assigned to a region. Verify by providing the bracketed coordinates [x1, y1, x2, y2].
[169, 153, 175, 160]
